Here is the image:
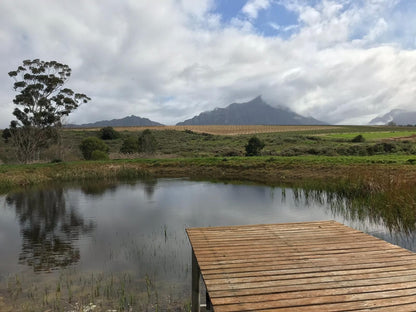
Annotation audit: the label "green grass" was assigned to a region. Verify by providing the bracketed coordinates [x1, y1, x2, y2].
[1, 155, 416, 194]
[324, 130, 416, 141]
[1, 125, 416, 163]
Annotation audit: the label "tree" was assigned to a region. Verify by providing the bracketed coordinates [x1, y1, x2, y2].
[120, 136, 139, 154]
[138, 129, 157, 154]
[245, 136, 265, 156]
[351, 134, 365, 143]
[99, 126, 120, 140]
[79, 137, 109, 160]
[6, 59, 90, 163]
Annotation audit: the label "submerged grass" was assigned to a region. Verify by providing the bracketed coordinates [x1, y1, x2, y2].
[4, 269, 183, 312]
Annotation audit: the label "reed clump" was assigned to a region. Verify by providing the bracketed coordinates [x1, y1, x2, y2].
[297, 168, 416, 234]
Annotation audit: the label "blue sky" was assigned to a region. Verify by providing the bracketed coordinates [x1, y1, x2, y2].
[0, 0, 416, 126]
[212, 0, 301, 37]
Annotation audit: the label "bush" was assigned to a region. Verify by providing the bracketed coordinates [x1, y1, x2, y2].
[99, 127, 120, 140]
[351, 134, 365, 142]
[79, 137, 109, 160]
[245, 136, 265, 156]
[138, 129, 157, 154]
[120, 136, 139, 154]
[90, 150, 109, 160]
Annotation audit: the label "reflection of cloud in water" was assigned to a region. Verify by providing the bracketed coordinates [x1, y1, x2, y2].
[2, 178, 416, 308]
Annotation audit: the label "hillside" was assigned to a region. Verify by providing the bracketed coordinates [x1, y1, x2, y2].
[67, 115, 163, 128]
[370, 109, 416, 125]
[177, 96, 325, 125]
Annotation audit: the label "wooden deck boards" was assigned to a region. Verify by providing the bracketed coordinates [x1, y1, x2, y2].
[186, 220, 416, 312]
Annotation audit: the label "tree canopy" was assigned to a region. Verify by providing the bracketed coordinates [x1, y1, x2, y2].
[6, 59, 90, 163]
[245, 136, 265, 156]
[8, 59, 90, 129]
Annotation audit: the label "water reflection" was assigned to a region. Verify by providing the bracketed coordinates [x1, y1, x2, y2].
[291, 187, 416, 237]
[2, 178, 416, 311]
[6, 187, 95, 272]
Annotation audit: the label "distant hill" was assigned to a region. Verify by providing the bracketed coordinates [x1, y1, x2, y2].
[177, 96, 325, 126]
[370, 109, 416, 126]
[67, 115, 163, 128]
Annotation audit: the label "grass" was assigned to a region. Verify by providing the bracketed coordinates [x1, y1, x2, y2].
[2, 125, 416, 163]
[1, 155, 416, 194]
[71, 125, 342, 135]
[4, 268, 181, 312]
[324, 130, 416, 141]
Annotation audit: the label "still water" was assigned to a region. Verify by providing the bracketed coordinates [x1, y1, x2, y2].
[0, 178, 415, 311]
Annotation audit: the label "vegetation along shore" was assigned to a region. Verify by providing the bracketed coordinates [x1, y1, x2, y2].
[2, 124, 416, 191]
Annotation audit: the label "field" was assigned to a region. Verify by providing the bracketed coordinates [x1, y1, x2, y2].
[323, 130, 416, 141]
[74, 125, 342, 135]
[2, 125, 416, 163]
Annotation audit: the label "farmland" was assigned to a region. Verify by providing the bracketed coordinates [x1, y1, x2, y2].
[76, 125, 341, 135]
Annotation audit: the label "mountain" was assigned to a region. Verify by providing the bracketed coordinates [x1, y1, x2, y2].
[370, 109, 416, 125]
[67, 115, 163, 128]
[177, 96, 325, 126]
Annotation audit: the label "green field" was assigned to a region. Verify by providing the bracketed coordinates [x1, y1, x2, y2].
[324, 130, 416, 141]
[2, 125, 416, 164]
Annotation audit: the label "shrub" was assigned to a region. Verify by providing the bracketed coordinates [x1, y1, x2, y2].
[120, 136, 139, 154]
[90, 150, 109, 160]
[351, 134, 365, 142]
[222, 149, 242, 157]
[138, 129, 157, 154]
[99, 127, 120, 140]
[79, 137, 109, 160]
[245, 136, 265, 156]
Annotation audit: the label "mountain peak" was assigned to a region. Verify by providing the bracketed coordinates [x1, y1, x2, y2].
[177, 97, 325, 126]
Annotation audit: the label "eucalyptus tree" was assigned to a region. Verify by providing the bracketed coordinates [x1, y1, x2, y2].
[5, 59, 90, 163]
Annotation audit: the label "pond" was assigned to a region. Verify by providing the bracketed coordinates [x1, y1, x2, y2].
[1, 178, 416, 311]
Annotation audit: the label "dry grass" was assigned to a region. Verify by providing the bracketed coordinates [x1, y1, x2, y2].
[68, 125, 341, 135]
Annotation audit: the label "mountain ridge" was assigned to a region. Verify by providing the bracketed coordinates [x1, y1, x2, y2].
[66, 115, 163, 128]
[177, 96, 325, 126]
[370, 109, 416, 125]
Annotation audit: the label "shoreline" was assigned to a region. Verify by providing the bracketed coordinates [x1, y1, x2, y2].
[1, 155, 415, 193]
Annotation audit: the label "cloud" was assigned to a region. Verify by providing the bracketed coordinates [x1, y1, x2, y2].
[0, 0, 415, 128]
[242, 0, 272, 20]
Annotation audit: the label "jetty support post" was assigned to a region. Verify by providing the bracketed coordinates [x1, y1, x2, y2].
[192, 249, 200, 312]
[206, 291, 213, 310]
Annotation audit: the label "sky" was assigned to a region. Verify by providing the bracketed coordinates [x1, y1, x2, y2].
[1, 0, 416, 127]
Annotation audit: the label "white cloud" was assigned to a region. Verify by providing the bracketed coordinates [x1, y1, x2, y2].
[0, 0, 415, 128]
[242, 0, 272, 20]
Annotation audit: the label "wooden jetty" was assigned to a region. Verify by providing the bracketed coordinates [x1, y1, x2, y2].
[186, 220, 416, 311]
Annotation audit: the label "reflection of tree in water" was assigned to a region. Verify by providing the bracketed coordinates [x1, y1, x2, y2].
[6, 187, 95, 272]
[143, 178, 157, 199]
[80, 178, 158, 199]
[81, 182, 117, 196]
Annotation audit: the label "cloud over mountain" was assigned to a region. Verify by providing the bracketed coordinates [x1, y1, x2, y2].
[1, 0, 416, 128]
[177, 96, 324, 125]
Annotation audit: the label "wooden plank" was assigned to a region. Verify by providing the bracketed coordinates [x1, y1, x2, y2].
[208, 274, 416, 298]
[186, 221, 416, 311]
[212, 281, 416, 305]
[213, 288, 416, 311]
